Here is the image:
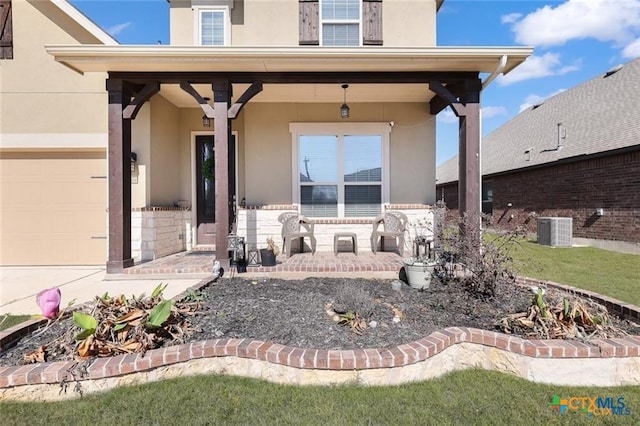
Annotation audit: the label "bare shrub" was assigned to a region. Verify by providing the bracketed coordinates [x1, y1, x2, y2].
[332, 283, 375, 320]
[438, 210, 527, 299]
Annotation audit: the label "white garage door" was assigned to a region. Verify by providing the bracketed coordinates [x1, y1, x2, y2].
[0, 151, 107, 265]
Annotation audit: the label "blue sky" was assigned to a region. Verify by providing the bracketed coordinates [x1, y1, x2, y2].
[70, 0, 640, 166]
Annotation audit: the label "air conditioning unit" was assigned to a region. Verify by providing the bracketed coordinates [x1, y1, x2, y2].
[537, 217, 573, 247]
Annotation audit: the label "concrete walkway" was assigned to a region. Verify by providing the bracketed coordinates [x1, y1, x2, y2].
[0, 266, 202, 316]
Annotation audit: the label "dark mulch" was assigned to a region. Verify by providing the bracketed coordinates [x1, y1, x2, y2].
[1, 277, 638, 368]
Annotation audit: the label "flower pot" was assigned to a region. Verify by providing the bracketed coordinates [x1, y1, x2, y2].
[402, 259, 436, 289]
[260, 249, 277, 267]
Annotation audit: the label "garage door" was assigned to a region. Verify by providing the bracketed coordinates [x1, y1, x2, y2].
[0, 151, 107, 265]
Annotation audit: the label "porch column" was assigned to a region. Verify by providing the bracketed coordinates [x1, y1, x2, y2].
[106, 78, 134, 273]
[213, 80, 231, 267]
[458, 78, 482, 218]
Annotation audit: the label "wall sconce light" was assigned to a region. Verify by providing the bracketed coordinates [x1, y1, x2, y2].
[596, 208, 604, 217]
[202, 97, 212, 128]
[130, 152, 137, 173]
[507, 202, 513, 207]
[340, 84, 350, 119]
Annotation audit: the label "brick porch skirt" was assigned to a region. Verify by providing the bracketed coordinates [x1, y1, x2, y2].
[1, 277, 639, 401]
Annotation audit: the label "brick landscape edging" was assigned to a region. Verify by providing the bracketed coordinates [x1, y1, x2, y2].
[1, 276, 639, 399]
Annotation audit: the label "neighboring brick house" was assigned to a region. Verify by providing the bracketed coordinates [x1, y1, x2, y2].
[2, 0, 532, 271]
[436, 57, 640, 247]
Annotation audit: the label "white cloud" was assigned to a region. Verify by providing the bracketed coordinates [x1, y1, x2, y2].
[107, 22, 133, 36]
[518, 89, 567, 112]
[622, 38, 640, 57]
[437, 109, 458, 124]
[508, 0, 640, 48]
[498, 53, 581, 86]
[501, 13, 522, 24]
[481, 106, 507, 119]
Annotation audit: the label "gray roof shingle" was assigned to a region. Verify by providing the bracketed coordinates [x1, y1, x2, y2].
[436, 57, 640, 184]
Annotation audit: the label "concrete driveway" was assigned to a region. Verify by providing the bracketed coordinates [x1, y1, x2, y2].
[0, 266, 202, 316]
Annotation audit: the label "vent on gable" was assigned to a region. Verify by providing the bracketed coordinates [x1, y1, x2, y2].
[604, 64, 623, 77]
[531, 101, 544, 110]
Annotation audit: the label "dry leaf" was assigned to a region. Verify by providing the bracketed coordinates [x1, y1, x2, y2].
[23, 346, 47, 364]
[77, 335, 95, 358]
[115, 309, 145, 324]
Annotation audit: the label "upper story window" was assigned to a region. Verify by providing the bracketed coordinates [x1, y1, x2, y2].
[299, 0, 382, 46]
[197, 7, 230, 46]
[321, 0, 361, 46]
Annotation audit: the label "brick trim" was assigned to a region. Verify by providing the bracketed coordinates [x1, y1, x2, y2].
[2, 276, 639, 390]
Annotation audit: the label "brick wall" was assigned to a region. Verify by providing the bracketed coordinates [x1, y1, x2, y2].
[437, 150, 640, 243]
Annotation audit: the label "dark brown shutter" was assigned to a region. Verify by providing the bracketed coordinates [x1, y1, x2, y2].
[363, 0, 382, 46]
[299, 0, 319, 45]
[0, 0, 12, 59]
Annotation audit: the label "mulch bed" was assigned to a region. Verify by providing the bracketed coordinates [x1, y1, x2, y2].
[1, 277, 638, 368]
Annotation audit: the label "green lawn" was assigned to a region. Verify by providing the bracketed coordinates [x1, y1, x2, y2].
[1, 369, 639, 425]
[0, 315, 33, 332]
[504, 236, 640, 306]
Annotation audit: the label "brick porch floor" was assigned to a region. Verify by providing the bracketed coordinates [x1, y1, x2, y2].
[121, 250, 405, 277]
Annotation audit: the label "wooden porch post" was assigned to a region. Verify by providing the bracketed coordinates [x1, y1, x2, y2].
[458, 78, 482, 218]
[106, 78, 134, 273]
[213, 80, 231, 267]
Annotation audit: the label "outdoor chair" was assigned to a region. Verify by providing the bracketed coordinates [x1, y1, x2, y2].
[282, 214, 317, 256]
[370, 211, 408, 256]
[277, 211, 300, 244]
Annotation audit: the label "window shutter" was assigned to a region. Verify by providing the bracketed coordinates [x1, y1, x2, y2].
[0, 0, 12, 59]
[299, 0, 319, 45]
[362, 0, 382, 46]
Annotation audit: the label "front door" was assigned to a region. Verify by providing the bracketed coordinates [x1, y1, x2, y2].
[196, 135, 216, 245]
[195, 134, 237, 245]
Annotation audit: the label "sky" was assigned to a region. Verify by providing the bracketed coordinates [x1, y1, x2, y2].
[69, 0, 640, 166]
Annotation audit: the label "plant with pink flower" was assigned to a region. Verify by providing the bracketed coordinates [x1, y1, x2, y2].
[36, 287, 61, 319]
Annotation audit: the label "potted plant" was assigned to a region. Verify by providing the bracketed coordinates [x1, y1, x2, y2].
[260, 237, 280, 267]
[401, 217, 438, 289]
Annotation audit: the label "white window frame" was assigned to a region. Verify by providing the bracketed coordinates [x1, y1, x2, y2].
[194, 6, 231, 46]
[319, 0, 362, 47]
[289, 122, 391, 218]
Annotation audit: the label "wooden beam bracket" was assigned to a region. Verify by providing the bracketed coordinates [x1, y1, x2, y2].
[228, 82, 263, 119]
[122, 81, 160, 119]
[180, 81, 215, 118]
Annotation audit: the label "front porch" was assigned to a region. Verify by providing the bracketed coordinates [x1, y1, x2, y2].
[118, 249, 404, 278]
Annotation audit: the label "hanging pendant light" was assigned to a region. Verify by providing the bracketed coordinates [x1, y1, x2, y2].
[340, 84, 350, 119]
[202, 97, 212, 127]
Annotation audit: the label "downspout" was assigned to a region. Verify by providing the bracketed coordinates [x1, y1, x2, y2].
[482, 54, 508, 89]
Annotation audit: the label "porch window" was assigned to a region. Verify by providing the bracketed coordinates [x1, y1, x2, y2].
[197, 8, 230, 46]
[321, 0, 361, 46]
[482, 180, 493, 215]
[291, 123, 390, 218]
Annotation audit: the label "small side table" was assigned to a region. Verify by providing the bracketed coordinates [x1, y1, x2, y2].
[334, 232, 358, 255]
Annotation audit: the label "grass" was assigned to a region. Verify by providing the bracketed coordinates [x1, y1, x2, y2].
[501, 235, 640, 306]
[1, 369, 639, 425]
[0, 315, 33, 332]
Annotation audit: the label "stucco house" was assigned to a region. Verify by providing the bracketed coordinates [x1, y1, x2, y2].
[436, 57, 640, 249]
[1, 0, 532, 272]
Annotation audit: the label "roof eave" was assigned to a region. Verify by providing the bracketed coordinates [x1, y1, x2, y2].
[45, 45, 534, 74]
